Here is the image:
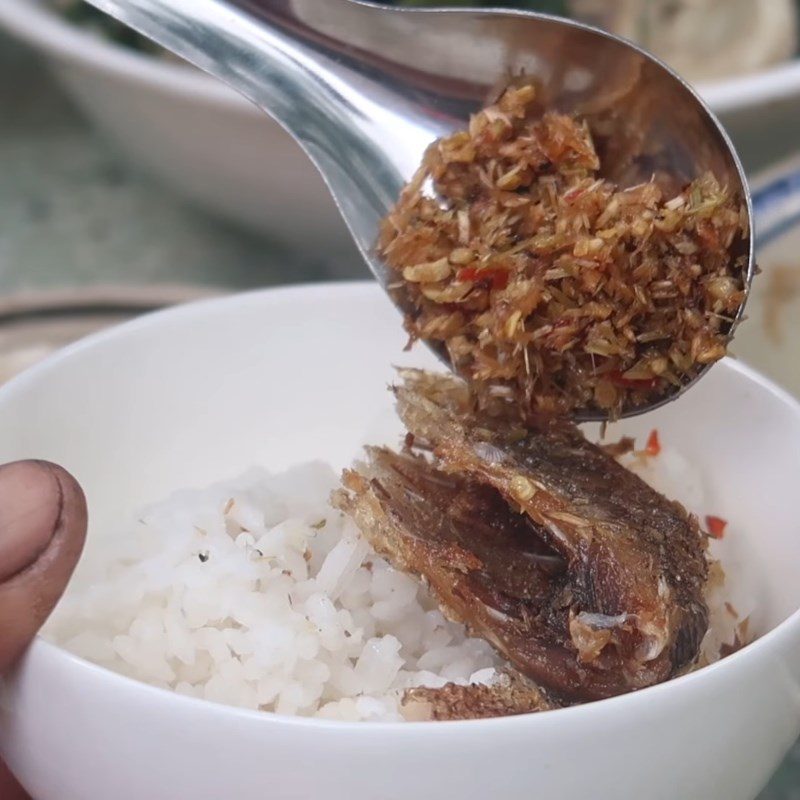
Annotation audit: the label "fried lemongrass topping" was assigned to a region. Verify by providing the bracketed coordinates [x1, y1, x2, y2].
[379, 83, 748, 419]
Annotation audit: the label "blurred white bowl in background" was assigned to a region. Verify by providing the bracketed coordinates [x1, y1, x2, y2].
[734, 155, 800, 399]
[1, 0, 799, 257]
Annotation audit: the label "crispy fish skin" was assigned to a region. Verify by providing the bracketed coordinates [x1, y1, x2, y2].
[335, 446, 567, 714]
[337, 446, 641, 700]
[386, 369, 708, 700]
[403, 670, 557, 721]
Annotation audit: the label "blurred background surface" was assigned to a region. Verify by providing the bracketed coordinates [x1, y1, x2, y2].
[2, 2, 800, 795]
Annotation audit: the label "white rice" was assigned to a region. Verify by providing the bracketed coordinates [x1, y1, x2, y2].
[44, 462, 500, 721]
[45, 441, 744, 721]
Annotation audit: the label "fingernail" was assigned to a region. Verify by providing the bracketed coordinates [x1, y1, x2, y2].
[0, 462, 61, 583]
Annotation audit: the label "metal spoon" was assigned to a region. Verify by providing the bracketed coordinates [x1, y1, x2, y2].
[81, 0, 755, 421]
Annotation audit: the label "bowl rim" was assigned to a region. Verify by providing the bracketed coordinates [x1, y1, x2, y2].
[6, 280, 800, 732]
[3, 0, 800, 116]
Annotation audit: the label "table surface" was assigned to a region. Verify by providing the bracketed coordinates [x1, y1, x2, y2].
[1, 31, 799, 800]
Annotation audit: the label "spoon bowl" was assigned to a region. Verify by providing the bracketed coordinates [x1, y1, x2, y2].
[80, 0, 754, 419]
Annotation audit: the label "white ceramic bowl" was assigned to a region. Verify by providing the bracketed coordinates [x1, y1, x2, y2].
[1, 0, 799, 252]
[0, 283, 800, 800]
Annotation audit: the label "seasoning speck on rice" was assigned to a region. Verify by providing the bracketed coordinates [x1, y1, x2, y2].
[378, 83, 749, 419]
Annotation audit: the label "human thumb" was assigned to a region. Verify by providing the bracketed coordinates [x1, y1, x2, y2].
[0, 461, 87, 673]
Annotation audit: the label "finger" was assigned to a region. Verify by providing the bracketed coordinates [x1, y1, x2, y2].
[0, 461, 87, 673]
[0, 756, 29, 800]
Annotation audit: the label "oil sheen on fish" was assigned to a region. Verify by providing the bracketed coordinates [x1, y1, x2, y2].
[337, 370, 709, 702]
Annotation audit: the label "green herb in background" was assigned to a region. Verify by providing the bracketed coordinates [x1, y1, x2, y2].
[54, 0, 165, 52]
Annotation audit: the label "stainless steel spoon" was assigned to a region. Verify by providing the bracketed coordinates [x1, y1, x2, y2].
[81, 0, 754, 420]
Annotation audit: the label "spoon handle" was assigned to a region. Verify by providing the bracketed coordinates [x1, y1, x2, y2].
[85, 0, 347, 132]
[83, 0, 425, 252]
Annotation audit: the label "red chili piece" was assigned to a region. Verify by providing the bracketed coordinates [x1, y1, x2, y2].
[645, 429, 661, 457]
[705, 515, 727, 539]
[457, 266, 509, 291]
[608, 371, 659, 390]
